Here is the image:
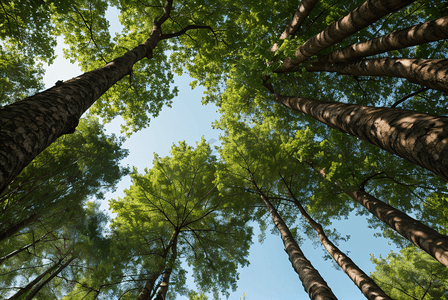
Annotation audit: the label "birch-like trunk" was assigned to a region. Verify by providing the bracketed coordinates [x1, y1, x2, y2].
[261, 194, 338, 300]
[317, 16, 448, 63]
[276, 0, 416, 72]
[275, 94, 448, 182]
[306, 58, 448, 93]
[0, 25, 161, 194]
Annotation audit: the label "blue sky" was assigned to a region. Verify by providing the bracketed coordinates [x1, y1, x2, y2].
[41, 7, 400, 300]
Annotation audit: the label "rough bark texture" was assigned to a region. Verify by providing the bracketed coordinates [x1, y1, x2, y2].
[276, 94, 448, 181]
[307, 58, 448, 93]
[24, 257, 75, 300]
[0, 25, 161, 194]
[271, 0, 319, 52]
[317, 16, 448, 63]
[261, 194, 338, 300]
[282, 179, 393, 300]
[138, 232, 179, 300]
[154, 238, 177, 300]
[346, 190, 448, 267]
[0, 212, 38, 242]
[276, 0, 416, 72]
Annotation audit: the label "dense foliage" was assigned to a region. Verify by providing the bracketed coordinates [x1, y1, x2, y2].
[1, 0, 448, 299]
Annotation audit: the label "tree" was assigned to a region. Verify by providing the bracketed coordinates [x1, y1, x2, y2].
[0, 0, 227, 192]
[70, 139, 252, 299]
[0, 116, 129, 241]
[371, 247, 448, 299]
[1, 201, 112, 299]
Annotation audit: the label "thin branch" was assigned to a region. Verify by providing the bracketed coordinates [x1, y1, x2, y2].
[391, 87, 429, 108]
[72, 5, 109, 64]
[160, 24, 217, 40]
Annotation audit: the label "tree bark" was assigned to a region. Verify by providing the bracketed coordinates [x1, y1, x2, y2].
[306, 58, 448, 93]
[271, 0, 319, 52]
[280, 177, 393, 300]
[276, 0, 416, 72]
[0, 212, 39, 242]
[138, 232, 179, 300]
[7, 256, 66, 300]
[0, 24, 161, 194]
[261, 194, 338, 300]
[154, 237, 177, 300]
[304, 162, 448, 268]
[275, 94, 448, 182]
[317, 16, 448, 63]
[346, 190, 448, 268]
[24, 257, 75, 300]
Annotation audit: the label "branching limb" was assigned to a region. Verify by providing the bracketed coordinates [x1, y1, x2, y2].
[391, 87, 429, 108]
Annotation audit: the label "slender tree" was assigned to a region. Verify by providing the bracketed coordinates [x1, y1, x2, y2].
[316, 16, 448, 63]
[306, 58, 448, 93]
[280, 174, 393, 300]
[260, 192, 338, 300]
[275, 0, 416, 72]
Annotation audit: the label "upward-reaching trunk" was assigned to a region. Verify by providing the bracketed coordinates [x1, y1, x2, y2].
[0, 24, 161, 194]
[304, 162, 448, 268]
[261, 194, 338, 300]
[280, 176, 393, 300]
[306, 58, 448, 93]
[154, 237, 178, 300]
[275, 94, 448, 182]
[271, 0, 319, 52]
[7, 256, 67, 300]
[317, 16, 448, 63]
[138, 231, 179, 300]
[276, 0, 416, 72]
[346, 190, 448, 268]
[24, 257, 75, 300]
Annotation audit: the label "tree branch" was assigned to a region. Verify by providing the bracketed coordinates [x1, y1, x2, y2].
[391, 87, 429, 108]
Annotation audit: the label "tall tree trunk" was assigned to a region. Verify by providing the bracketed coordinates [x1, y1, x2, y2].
[261, 194, 338, 300]
[280, 176, 393, 300]
[276, 0, 416, 72]
[154, 237, 178, 300]
[345, 190, 448, 268]
[271, 0, 319, 52]
[7, 256, 65, 300]
[24, 257, 75, 300]
[0, 24, 160, 194]
[275, 94, 448, 182]
[0, 232, 50, 264]
[317, 16, 448, 63]
[0, 212, 39, 242]
[304, 162, 448, 267]
[306, 58, 448, 93]
[138, 231, 179, 300]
